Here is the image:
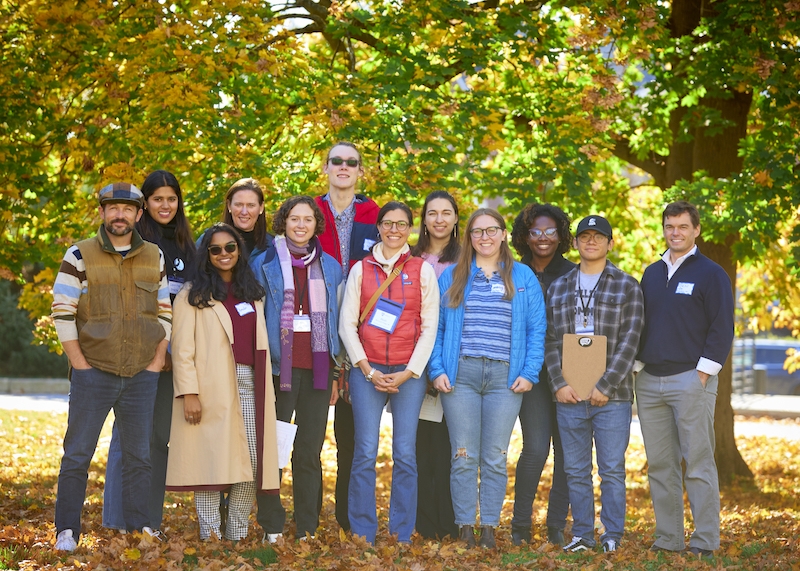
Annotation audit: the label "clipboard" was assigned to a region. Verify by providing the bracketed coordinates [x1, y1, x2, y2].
[561, 334, 607, 399]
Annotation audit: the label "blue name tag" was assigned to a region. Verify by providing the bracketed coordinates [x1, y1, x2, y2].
[368, 297, 405, 334]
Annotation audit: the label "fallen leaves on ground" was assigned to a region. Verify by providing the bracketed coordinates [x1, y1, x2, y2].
[1, 410, 798, 570]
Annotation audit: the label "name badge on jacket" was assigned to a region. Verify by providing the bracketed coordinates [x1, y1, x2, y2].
[368, 297, 405, 334]
[675, 282, 694, 295]
[235, 302, 255, 316]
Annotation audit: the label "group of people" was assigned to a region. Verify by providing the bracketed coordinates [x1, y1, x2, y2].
[49, 141, 733, 559]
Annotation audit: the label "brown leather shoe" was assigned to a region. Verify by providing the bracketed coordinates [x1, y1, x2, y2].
[478, 525, 496, 549]
[458, 525, 476, 548]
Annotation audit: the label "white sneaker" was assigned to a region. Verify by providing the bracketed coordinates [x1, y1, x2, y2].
[263, 532, 283, 544]
[142, 527, 166, 542]
[603, 539, 617, 552]
[55, 529, 77, 552]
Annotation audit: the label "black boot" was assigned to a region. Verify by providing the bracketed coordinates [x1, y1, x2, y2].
[458, 525, 476, 548]
[547, 526, 565, 546]
[511, 525, 531, 546]
[478, 525, 496, 549]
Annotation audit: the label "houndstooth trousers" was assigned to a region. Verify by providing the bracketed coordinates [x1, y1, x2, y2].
[195, 364, 258, 541]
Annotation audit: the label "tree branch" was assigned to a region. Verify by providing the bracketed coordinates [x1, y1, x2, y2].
[611, 138, 667, 188]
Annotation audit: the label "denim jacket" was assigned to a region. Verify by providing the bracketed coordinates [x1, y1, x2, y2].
[251, 246, 344, 376]
[429, 260, 546, 388]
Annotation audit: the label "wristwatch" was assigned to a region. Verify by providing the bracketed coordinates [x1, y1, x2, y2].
[366, 368, 376, 381]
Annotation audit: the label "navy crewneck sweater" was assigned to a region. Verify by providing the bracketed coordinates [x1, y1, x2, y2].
[637, 250, 734, 376]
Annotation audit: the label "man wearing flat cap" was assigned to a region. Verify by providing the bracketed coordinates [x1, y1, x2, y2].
[544, 215, 644, 554]
[50, 182, 172, 551]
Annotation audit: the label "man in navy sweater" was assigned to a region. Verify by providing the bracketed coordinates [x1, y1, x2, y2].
[636, 201, 734, 559]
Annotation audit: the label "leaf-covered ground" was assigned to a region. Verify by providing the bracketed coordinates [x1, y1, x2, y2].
[1, 409, 798, 570]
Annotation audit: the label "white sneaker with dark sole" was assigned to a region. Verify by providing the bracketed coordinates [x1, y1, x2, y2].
[602, 539, 617, 552]
[563, 536, 594, 552]
[264, 532, 283, 544]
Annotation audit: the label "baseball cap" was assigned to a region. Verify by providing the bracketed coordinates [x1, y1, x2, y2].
[98, 182, 144, 207]
[575, 215, 612, 239]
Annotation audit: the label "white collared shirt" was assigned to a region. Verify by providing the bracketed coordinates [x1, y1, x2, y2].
[662, 245, 698, 281]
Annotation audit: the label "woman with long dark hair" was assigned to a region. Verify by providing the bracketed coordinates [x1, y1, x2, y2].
[165, 223, 280, 541]
[252, 196, 343, 542]
[103, 170, 195, 534]
[339, 201, 440, 544]
[429, 208, 546, 549]
[410, 190, 460, 540]
[509, 203, 575, 546]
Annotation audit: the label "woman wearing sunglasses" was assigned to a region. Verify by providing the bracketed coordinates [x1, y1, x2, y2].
[339, 201, 440, 544]
[251, 196, 343, 542]
[103, 170, 196, 535]
[410, 190, 460, 541]
[508, 203, 575, 546]
[165, 223, 280, 541]
[429, 208, 546, 549]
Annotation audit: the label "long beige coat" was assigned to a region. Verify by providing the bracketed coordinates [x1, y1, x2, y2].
[165, 287, 280, 492]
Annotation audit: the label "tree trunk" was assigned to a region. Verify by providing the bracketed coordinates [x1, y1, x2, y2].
[698, 237, 755, 484]
[662, 87, 755, 486]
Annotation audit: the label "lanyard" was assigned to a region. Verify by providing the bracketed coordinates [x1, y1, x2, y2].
[293, 266, 309, 315]
[577, 272, 602, 328]
[374, 264, 406, 304]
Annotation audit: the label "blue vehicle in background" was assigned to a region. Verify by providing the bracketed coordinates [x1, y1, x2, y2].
[753, 339, 800, 395]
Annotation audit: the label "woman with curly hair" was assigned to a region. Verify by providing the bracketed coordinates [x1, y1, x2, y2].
[166, 223, 280, 541]
[509, 203, 575, 546]
[251, 196, 344, 542]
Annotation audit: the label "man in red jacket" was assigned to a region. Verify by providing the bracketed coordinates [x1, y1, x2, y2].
[316, 142, 380, 534]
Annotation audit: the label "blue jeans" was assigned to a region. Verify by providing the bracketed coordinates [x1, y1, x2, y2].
[512, 376, 570, 530]
[103, 370, 173, 530]
[441, 356, 521, 527]
[55, 367, 159, 539]
[348, 363, 426, 544]
[557, 400, 632, 545]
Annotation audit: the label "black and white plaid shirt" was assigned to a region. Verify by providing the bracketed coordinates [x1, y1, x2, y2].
[544, 261, 644, 401]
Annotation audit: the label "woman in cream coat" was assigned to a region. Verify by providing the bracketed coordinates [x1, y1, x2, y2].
[166, 223, 280, 541]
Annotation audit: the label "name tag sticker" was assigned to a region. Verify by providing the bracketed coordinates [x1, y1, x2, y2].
[293, 314, 311, 332]
[676, 282, 695, 295]
[235, 302, 255, 316]
[491, 283, 506, 295]
[363, 238, 376, 251]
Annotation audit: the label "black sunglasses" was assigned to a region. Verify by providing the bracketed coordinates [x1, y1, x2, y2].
[208, 242, 238, 255]
[328, 157, 360, 167]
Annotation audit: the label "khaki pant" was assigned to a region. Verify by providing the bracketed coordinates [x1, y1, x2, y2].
[635, 369, 720, 551]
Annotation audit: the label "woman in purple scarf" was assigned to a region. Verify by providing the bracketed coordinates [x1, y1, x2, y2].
[250, 196, 344, 541]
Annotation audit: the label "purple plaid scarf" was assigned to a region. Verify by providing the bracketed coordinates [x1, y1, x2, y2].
[275, 235, 329, 391]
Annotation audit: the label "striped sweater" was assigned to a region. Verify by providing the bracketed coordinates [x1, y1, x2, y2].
[52, 230, 172, 344]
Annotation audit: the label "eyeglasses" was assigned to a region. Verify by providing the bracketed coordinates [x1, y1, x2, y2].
[328, 157, 360, 167]
[470, 226, 503, 238]
[529, 227, 558, 238]
[379, 220, 410, 231]
[208, 242, 238, 255]
[577, 233, 609, 243]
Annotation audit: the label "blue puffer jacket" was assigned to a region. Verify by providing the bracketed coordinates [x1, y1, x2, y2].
[251, 246, 344, 376]
[429, 260, 546, 388]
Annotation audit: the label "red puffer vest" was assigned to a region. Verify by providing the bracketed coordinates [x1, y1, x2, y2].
[358, 251, 423, 366]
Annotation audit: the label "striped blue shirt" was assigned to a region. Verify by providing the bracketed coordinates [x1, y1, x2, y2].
[460, 270, 512, 362]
